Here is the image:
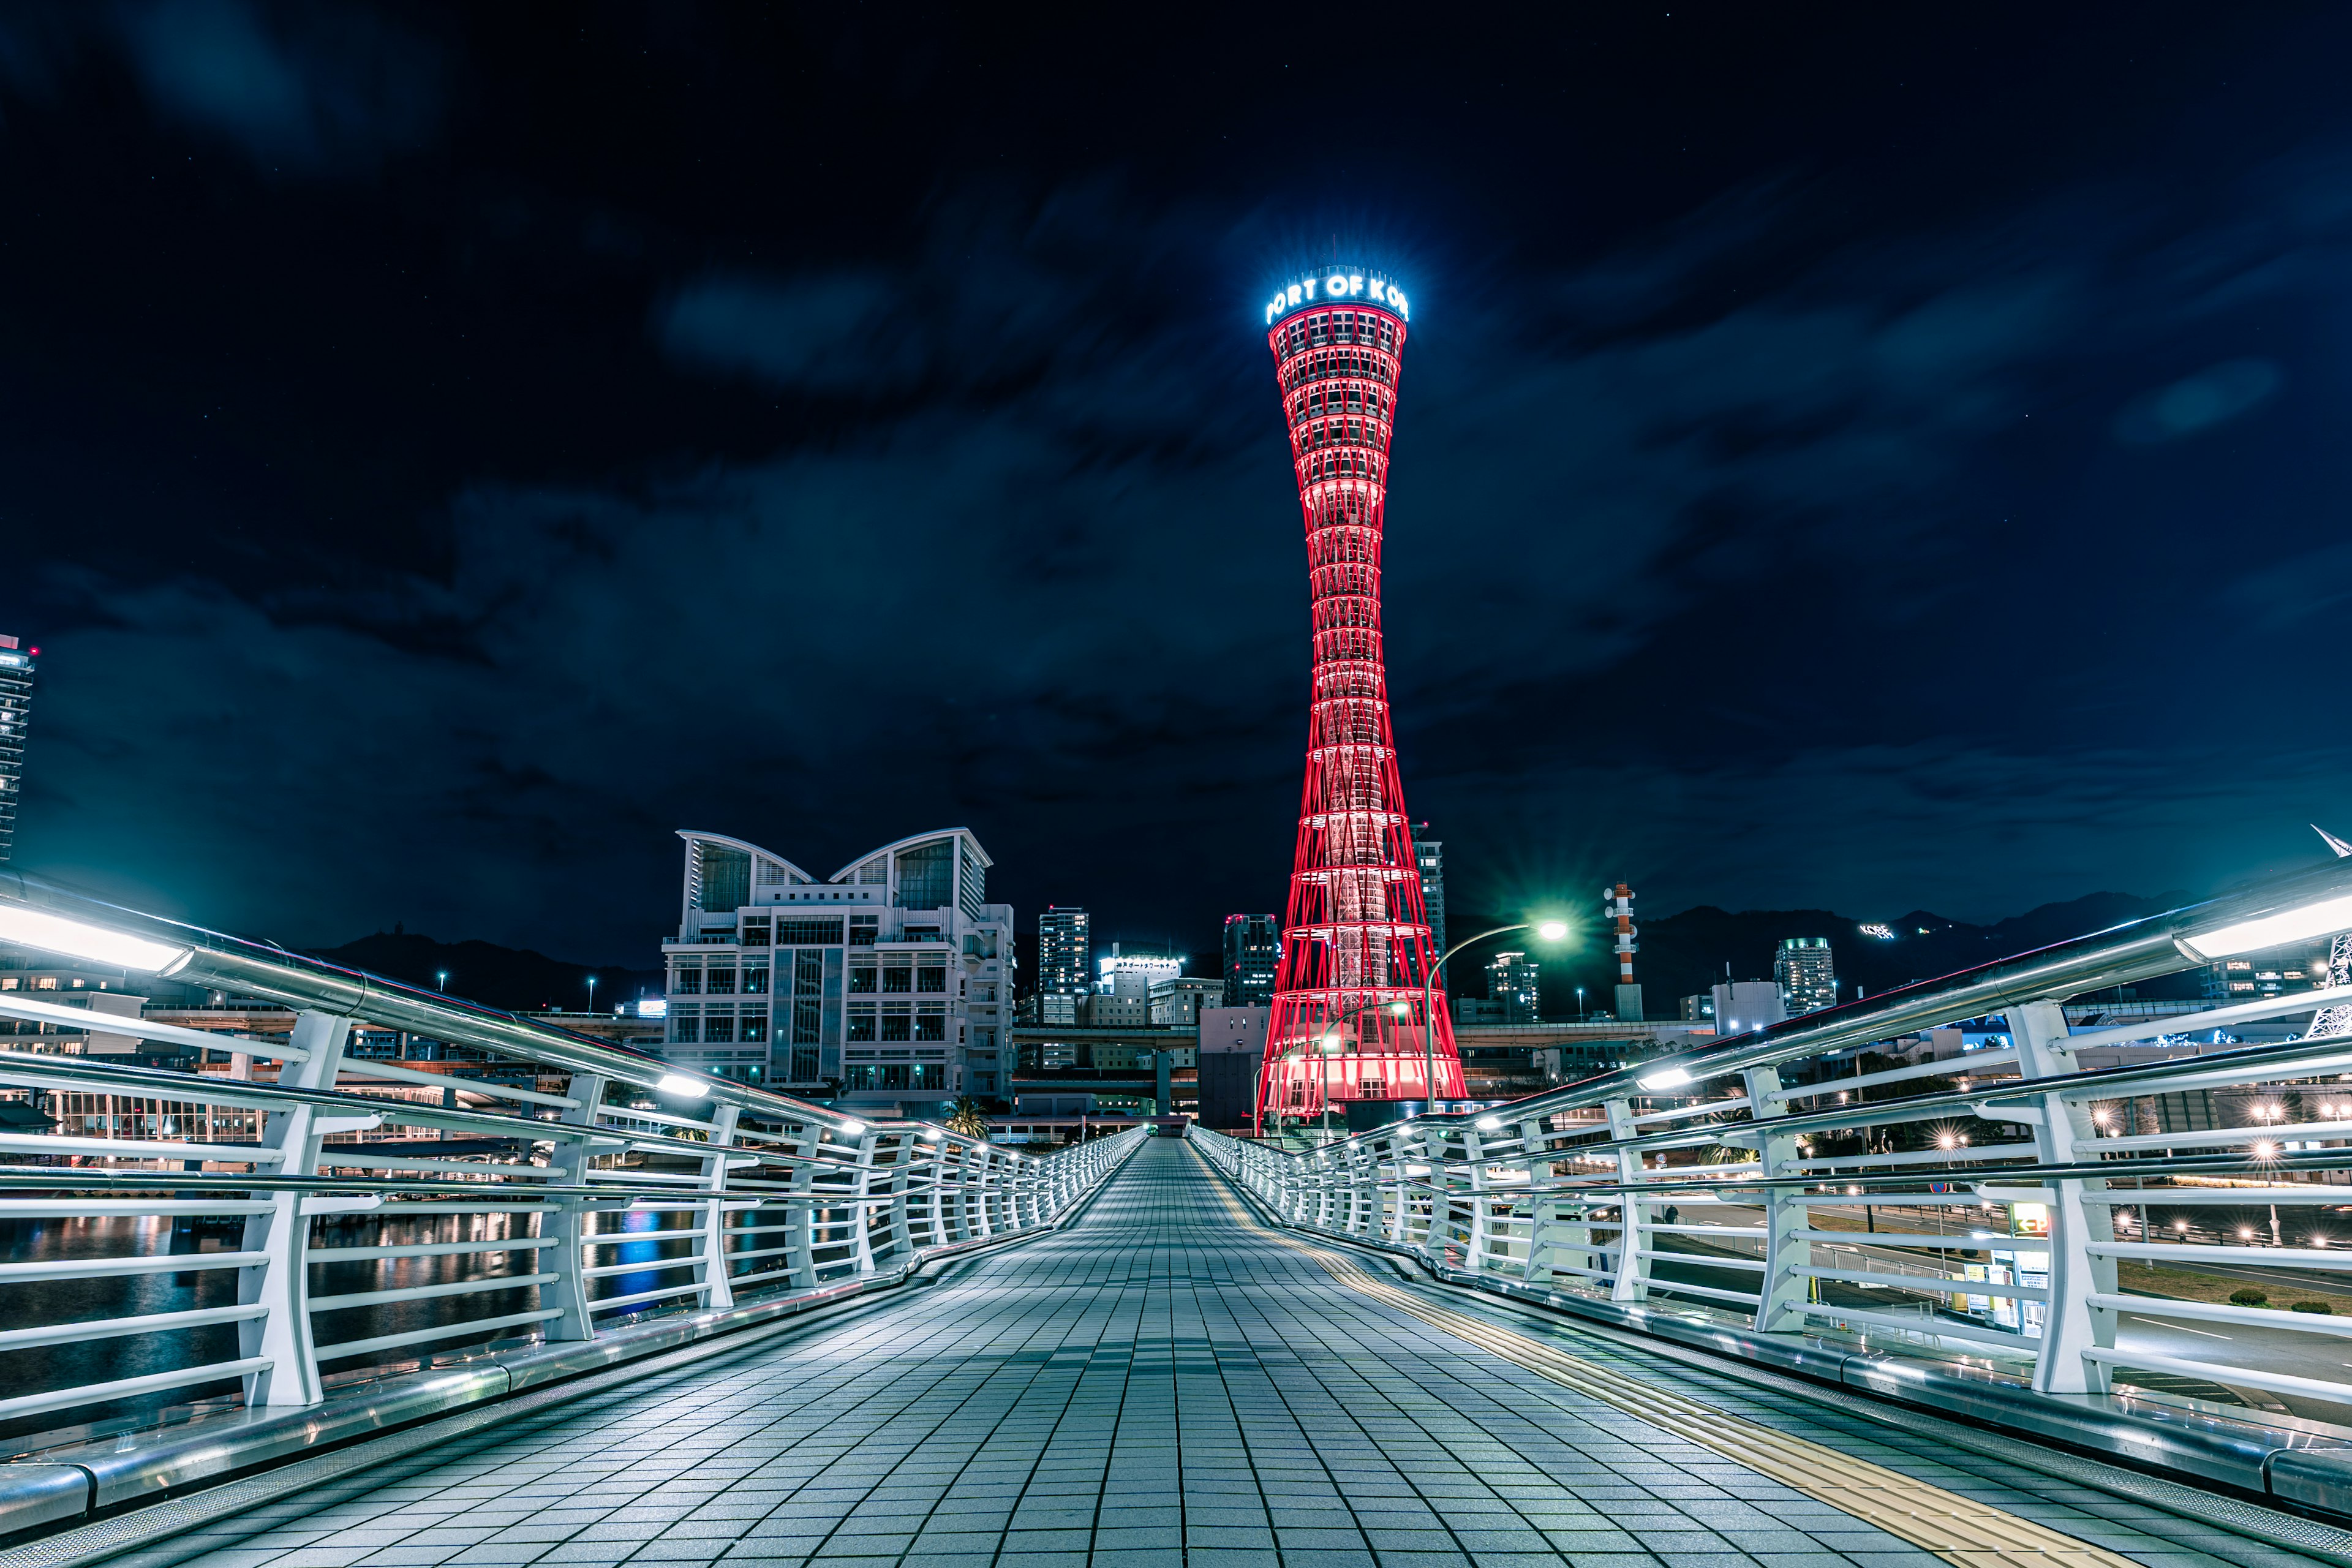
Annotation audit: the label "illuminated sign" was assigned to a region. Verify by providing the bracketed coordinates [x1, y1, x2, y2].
[1265, 271, 1410, 327]
[636, 998, 669, 1019]
[1857, 923, 1896, 940]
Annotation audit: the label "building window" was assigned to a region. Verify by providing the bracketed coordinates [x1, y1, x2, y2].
[705, 967, 737, 995]
[742, 965, 769, 995]
[671, 967, 702, 995]
[913, 1064, 944, 1091]
[673, 1012, 701, 1044]
[741, 918, 771, 947]
[881, 1064, 910, 1090]
[847, 1005, 877, 1042]
[741, 1008, 769, 1044]
[895, 839, 954, 910]
[790, 1047, 820, 1081]
[777, 919, 844, 945]
[915, 1010, 946, 1042]
[793, 999, 821, 1044]
[705, 1011, 737, 1044]
[882, 963, 912, 993]
[973, 1028, 996, 1050]
[850, 915, 878, 947]
[794, 951, 824, 994]
[915, 965, 946, 994]
[881, 1009, 912, 1042]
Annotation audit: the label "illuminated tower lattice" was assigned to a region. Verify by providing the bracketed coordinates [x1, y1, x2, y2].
[1254, 270, 1461, 1129]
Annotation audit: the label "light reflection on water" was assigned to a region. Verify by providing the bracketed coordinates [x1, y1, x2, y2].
[0, 1206, 704, 1452]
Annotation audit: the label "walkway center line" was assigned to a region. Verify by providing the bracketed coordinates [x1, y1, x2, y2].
[1189, 1143, 2144, 1568]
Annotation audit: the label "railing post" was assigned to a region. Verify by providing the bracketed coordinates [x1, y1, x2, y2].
[781, 1117, 822, 1287]
[699, 1103, 741, 1310]
[2013, 998, 2116, 1394]
[1605, 1096, 1651, 1302]
[1463, 1126, 1499, 1272]
[1743, 1065, 1809, 1332]
[848, 1128, 881, 1273]
[540, 1073, 608, 1341]
[239, 1010, 356, 1407]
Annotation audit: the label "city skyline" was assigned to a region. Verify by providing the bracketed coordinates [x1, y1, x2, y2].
[2, 7, 2350, 963]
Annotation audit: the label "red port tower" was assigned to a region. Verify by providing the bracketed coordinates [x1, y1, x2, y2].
[1255, 268, 1461, 1131]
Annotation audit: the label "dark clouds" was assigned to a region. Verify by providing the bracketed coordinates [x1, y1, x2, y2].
[2, 4, 2350, 962]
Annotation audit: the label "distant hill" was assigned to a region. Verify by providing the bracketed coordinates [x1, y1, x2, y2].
[309, 930, 666, 1016]
[1439, 891, 2208, 1017]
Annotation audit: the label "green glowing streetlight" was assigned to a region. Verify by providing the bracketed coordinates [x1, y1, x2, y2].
[1420, 918, 1570, 1115]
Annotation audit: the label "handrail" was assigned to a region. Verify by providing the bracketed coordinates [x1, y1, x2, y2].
[1193, 857, 2352, 1430]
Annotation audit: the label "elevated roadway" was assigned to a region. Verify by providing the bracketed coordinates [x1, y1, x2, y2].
[58, 1140, 2346, 1568]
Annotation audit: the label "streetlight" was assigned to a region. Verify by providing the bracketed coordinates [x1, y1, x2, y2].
[435, 969, 448, 992]
[1576, 986, 1585, 1022]
[586, 975, 598, 1014]
[1420, 919, 1569, 1116]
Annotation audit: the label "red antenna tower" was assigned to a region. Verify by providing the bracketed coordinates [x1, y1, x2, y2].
[1254, 268, 1461, 1131]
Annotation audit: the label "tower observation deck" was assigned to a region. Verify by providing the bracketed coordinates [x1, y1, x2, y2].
[1256, 270, 1462, 1128]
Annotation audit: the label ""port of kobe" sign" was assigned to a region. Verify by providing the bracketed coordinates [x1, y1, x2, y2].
[1265, 273, 1410, 326]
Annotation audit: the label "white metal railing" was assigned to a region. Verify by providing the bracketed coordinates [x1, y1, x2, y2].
[0, 878, 1145, 1436]
[1195, 855, 2352, 1415]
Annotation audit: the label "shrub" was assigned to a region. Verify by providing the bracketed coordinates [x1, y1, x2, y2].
[2292, 1300, 2333, 1314]
[2228, 1287, 2269, 1306]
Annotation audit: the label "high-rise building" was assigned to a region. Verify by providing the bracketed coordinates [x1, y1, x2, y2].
[1411, 825, 1446, 968]
[0, 636, 32, 865]
[659, 828, 1012, 1107]
[1774, 937, 1838, 1017]
[1222, 913, 1280, 1008]
[1038, 907, 1091, 1003]
[1487, 950, 1540, 1024]
[1257, 270, 1460, 1126]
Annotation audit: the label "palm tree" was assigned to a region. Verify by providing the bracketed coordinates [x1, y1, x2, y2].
[946, 1097, 989, 1140]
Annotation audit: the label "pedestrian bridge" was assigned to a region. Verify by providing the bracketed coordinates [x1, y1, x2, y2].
[10, 1142, 2332, 1568]
[16, 867, 2352, 1566]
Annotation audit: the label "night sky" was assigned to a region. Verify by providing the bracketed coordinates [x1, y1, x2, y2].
[4, 4, 2350, 970]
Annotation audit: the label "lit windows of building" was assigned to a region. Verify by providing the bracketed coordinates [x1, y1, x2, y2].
[1774, 937, 1838, 1017]
[0, 635, 32, 865]
[1221, 913, 1280, 1008]
[1486, 951, 1540, 1025]
[1038, 908, 1091, 1004]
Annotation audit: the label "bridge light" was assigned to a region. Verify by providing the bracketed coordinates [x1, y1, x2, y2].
[2180, 892, 2352, 959]
[1475, 1115, 1504, 1131]
[0, 903, 192, 974]
[655, 1074, 708, 1097]
[1536, 921, 1568, 941]
[1637, 1066, 1693, 1091]
[837, 1118, 866, 1136]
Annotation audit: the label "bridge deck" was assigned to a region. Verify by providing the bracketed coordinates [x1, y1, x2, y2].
[149, 1142, 2308, 1568]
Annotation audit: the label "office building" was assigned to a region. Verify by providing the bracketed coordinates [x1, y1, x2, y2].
[1196, 1006, 1269, 1129]
[1149, 977, 1224, 1026]
[1774, 937, 1838, 1017]
[1221, 914, 1280, 1008]
[0, 636, 31, 864]
[1712, 979, 1785, 1038]
[1412, 825, 1447, 964]
[1097, 944, 1182, 992]
[1038, 907, 1091, 1003]
[660, 827, 1013, 1110]
[1487, 950, 1540, 1025]
[1679, 992, 1716, 1025]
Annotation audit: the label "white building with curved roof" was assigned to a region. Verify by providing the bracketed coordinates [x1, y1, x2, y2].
[658, 827, 1014, 1111]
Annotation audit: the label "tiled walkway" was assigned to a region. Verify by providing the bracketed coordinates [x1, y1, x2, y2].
[147, 1140, 2314, 1568]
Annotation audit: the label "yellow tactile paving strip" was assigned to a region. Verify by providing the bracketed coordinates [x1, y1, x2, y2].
[1193, 1147, 2143, 1568]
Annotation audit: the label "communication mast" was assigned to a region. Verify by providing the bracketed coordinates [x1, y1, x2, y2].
[1254, 270, 1461, 1130]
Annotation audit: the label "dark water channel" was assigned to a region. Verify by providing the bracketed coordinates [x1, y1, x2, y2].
[0, 1207, 704, 1453]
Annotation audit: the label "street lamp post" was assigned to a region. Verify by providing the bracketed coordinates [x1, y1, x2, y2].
[1422, 920, 1570, 1115]
[586, 975, 598, 1015]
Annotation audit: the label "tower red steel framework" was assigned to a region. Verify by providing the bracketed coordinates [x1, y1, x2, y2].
[1254, 270, 1461, 1131]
